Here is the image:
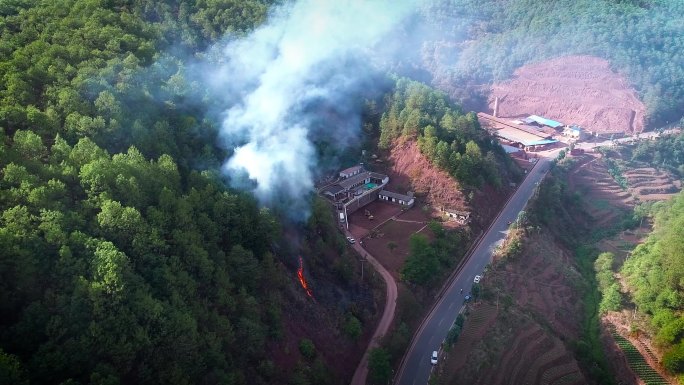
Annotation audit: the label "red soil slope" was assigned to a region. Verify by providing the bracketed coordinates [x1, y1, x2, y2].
[386, 139, 468, 212]
[442, 231, 587, 385]
[490, 56, 646, 135]
[382, 138, 510, 228]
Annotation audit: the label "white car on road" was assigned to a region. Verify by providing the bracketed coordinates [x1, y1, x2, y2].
[346, 236, 355, 244]
[430, 350, 438, 365]
[473, 275, 481, 284]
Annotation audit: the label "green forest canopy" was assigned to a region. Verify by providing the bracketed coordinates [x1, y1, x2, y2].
[0, 1, 332, 384]
[3, 0, 683, 383]
[377, 77, 519, 188]
[622, 191, 684, 373]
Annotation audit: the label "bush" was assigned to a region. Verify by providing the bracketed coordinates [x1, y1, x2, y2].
[664, 342, 684, 373]
[368, 348, 391, 385]
[446, 323, 462, 346]
[343, 314, 362, 340]
[598, 283, 622, 314]
[298, 339, 316, 360]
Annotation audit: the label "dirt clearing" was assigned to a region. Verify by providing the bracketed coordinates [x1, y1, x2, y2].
[347, 200, 403, 239]
[360, 207, 433, 279]
[489, 55, 646, 135]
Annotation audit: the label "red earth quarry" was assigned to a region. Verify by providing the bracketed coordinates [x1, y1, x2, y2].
[489, 55, 646, 135]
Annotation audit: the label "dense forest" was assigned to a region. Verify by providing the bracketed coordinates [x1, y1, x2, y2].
[421, 0, 684, 127]
[377, 78, 519, 188]
[4, 0, 683, 383]
[622, 191, 684, 374]
[0, 1, 376, 384]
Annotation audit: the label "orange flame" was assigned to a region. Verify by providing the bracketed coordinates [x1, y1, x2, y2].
[297, 256, 314, 298]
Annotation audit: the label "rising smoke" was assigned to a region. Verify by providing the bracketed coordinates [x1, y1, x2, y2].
[210, 0, 419, 219]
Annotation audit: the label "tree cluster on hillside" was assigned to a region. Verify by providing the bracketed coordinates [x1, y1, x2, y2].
[378, 78, 517, 188]
[421, 0, 684, 127]
[0, 0, 280, 165]
[594, 252, 622, 315]
[0, 132, 286, 384]
[622, 192, 684, 374]
[626, 132, 684, 177]
[0, 1, 359, 384]
[401, 221, 467, 286]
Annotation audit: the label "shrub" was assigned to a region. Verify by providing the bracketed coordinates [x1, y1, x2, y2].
[298, 339, 316, 360]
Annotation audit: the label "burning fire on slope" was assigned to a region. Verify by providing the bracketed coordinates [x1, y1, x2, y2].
[297, 256, 314, 298]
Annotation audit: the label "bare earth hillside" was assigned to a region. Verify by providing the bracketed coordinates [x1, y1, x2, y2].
[489, 56, 646, 135]
[386, 139, 468, 212]
[383, 138, 511, 228]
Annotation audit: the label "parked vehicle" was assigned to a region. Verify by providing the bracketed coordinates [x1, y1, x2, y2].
[431, 351, 438, 365]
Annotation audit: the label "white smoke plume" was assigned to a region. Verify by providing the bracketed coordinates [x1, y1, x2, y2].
[211, 0, 419, 219]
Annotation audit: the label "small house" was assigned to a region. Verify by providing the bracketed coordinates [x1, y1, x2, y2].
[378, 190, 415, 207]
[563, 125, 584, 139]
[442, 208, 471, 224]
[339, 165, 364, 179]
[323, 185, 345, 200]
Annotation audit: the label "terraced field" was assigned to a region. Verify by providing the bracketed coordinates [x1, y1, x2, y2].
[570, 156, 635, 227]
[443, 312, 585, 385]
[567, 152, 682, 226]
[437, 231, 587, 385]
[610, 327, 668, 385]
[440, 304, 499, 373]
[624, 167, 681, 201]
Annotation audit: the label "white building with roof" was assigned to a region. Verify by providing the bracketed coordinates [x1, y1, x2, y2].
[339, 165, 364, 179]
[378, 190, 414, 207]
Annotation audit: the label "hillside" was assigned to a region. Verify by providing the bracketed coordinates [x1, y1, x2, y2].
[434, 139, 683, 384]
[386, 139, 466, 211]
[0, 2, 381, 384]
[489, 56, 646, 135]
[621, 192, 684, 375]
[373, 78, 521, 227]
[420, 0, 684, 128]
[436, 229, 589, 385]
[520, 138, 682, 383]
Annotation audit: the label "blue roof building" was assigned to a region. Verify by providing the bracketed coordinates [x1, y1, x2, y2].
[524, 115, 564, 129]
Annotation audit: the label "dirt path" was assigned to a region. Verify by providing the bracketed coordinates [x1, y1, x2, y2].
[349, 239, 398, 385]
[392, 218, 427, 224]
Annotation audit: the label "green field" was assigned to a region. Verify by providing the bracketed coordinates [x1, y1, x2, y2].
[610, 328, 668, 385]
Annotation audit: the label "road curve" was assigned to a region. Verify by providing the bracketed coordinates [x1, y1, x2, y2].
[394, 149, 562, 385]
[350, 240, 398, 385]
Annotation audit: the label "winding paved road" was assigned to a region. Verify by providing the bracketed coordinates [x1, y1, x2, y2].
[394, 148, 562, 385]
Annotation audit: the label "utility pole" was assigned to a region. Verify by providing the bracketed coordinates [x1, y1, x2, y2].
[361, 257, 366, 281]
[344, 204, 349, 230]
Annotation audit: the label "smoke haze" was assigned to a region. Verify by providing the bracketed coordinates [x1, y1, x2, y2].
[210, 0, 418, 219]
